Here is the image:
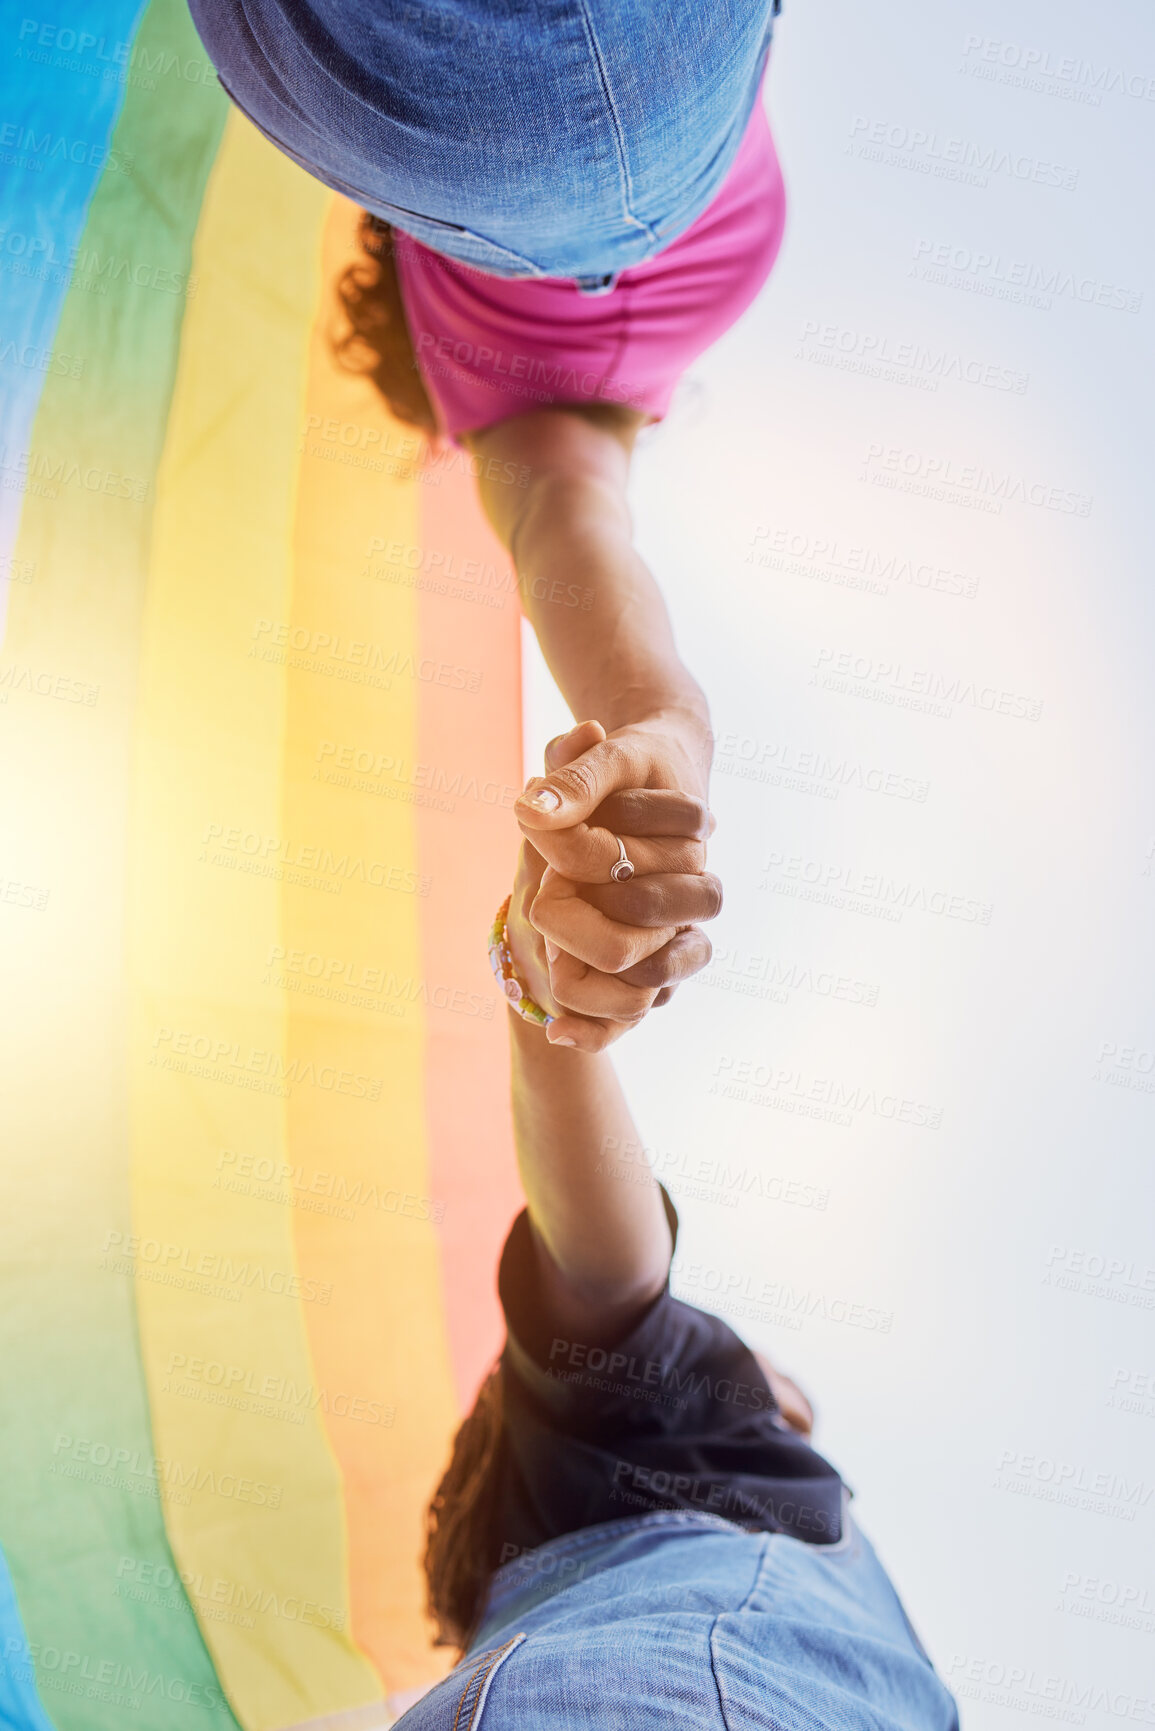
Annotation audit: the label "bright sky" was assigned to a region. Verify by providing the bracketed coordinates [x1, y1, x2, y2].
[525, 1, 1155, 1715]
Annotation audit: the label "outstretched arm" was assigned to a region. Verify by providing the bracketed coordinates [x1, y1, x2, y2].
[466, 407, 715, 875]
[505, 865, 816, 1433]
[501, 792, 813, 1429]
[467, 405, 708, 747]
[509, 1014, 672, 1343]
[504, 855, 674, 1344]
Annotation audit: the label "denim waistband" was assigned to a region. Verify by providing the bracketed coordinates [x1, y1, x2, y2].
[188, 0, 781, 280]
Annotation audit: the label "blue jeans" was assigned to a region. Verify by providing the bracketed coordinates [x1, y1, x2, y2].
[394, 1507, 960, 1728]
[187, 0, 781, 286]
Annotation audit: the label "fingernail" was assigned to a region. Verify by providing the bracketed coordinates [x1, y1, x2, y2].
[545, 940, 559, 963]
[518, 786, 562, 813]
[549, 1035, 576, 1047]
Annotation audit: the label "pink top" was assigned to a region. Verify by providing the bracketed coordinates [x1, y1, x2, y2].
[393, 95, 785, 444]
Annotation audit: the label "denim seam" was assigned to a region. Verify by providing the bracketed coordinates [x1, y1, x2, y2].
[707, 1536, 773, 1731]
[707, 1613, 734, 1731]
[452, 1634, 526, 1730]
[711, 1608, 835, 1731]
[738, 1534, 776, 1613]
[573, 0, 660, 247]
[384, 215, 547, 278]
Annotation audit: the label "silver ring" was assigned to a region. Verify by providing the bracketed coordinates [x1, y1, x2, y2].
[609, 835, 635, 883]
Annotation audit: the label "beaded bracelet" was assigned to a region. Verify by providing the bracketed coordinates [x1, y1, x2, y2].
[488, 894, 554, 1028]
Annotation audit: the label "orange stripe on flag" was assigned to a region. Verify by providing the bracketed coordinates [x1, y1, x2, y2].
[415, 463, 525, 1412]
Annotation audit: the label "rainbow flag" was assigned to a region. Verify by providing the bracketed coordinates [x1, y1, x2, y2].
[0, 1, 525, 1724]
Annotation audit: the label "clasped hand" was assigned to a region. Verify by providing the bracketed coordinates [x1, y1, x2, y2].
[505, 719, 721, 1052]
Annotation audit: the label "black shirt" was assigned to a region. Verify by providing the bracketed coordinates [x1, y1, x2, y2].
[493, 1188, 845, 1561]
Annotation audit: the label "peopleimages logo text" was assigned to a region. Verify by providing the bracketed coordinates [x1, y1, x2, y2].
[912, 238, 1141, 313]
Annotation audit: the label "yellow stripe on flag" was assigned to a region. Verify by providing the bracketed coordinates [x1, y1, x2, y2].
[282, 196, 459, 1696]
[127, 113, 382, 1730]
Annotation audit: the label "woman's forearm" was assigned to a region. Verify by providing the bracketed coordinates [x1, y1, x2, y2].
[508, 1012, 673, 1327]
[469, 409, 713, 790]
[512, 472, 710, 757]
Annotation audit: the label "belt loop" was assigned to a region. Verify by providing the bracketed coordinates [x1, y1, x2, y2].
[575, 271, 619, 296]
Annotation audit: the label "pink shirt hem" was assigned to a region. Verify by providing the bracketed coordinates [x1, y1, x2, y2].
[393, 97, 786, 445]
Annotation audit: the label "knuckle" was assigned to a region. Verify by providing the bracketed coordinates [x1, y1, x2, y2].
[688, 931, 713, 970]
[629, 960, 664, 988]
[540, 834, 602, 882]
[683, 796, 710, 836]
[527, 898, 550, 935]
[554, 759, 599, 803]
[559, 832, 605, 879]
[611, 992, 653, 1027]
[700, 875, 723, 918]
[604, 935, 636, 974]
[627, 947, 676, 987]
[627, 879, 666, 924]
[602, 739, 633, 779]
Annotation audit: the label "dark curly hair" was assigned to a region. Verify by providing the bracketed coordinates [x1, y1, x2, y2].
[332, 211, 439, 437]
[422, 1364, 510, 1654]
